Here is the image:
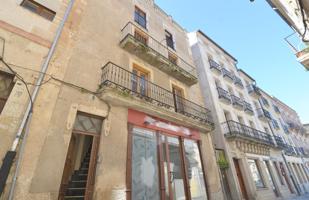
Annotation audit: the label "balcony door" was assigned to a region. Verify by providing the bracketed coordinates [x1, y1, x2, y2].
[172, 85, 184, 113]
[132, 65, 149, 96]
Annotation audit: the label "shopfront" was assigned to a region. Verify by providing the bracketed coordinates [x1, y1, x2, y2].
[126, 109, 209, 200]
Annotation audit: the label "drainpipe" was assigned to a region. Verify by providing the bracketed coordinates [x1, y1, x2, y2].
[282, 152, 301, 196]
[5, 1, 75, 199]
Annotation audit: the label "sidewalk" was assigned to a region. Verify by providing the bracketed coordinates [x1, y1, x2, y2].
[289, 194, 309, 200]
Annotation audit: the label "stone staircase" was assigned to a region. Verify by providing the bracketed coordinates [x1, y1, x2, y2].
[64, 150, 90, 200]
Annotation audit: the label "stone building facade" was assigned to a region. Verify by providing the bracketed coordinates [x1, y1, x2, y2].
[189, 30, 309, 200]
[0, 0, 223, 200]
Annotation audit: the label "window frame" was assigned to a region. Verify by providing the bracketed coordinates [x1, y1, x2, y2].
[21, 0, 56, 21]
[0, 71, 15, 114]
[134, 6, 147, 29]
[247, 159, 266, 189]
[165, 30, 175, 50]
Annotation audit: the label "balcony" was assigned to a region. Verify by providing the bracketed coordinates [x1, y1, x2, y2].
[296, 47, 309, 70]
[221, 68, 234, 83]
[234, 76, 244, 89]
[217, 87, 231, 104]
[247, 84, 261, 98]
[257, 108, 272, 122]
[273, 135, 287, 149]
[285, 32, 309, 70]
[222, 120, 275, 146]
[100, 62, 213, 126]
[209, 59, 221, 75]
[284, 145, 296, 156]
[231, 95, 244, 110]
[244, 101, 254, 115]
[120, 22, 197, 85]
[272, 119, 280, 130]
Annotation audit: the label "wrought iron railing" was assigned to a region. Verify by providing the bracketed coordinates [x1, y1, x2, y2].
[257, 108, 272, 120]
[247, 84, 261, 96]
[209, 59, 221, 72]
[272, 119, 280, 130]
[234, 76, 244, 88]
[231, 95, 244, 108]
[217, 87, 231, 102]
[101, 62, 213, 126]
[244, 101, 254, 114]
[222, 120, 275, 146]
[273, 135, 286, 149]
[221, 68, 234, 80]
[120, 22, 197, 78]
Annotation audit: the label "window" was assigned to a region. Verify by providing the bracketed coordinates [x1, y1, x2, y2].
[249, 121, 255, 129]
[168, 52, 178, 65]
[134, 6, 146, 29]
[0, 72, 14, 113]
[134, 30, 148, 45]
[165, 30, 175, 50]
[248, 159, 265, 188]
[21, 0, 56, 21]
[172, 85, 184, 113]
[261, 97, 269, 107]
[132, 64, 149, 96]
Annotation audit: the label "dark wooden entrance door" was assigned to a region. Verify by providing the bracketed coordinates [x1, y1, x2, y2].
[233, 158, 249, 200]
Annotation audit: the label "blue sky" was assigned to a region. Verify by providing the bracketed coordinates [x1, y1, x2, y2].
[156, 0, 309, 123]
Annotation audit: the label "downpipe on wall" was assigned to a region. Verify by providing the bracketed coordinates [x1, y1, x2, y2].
[0, 0, 75, 199]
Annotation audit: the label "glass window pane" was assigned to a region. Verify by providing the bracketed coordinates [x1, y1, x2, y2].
[248, 159, 265, 188]
[131, 128, 160, 200]
[73, 113, 102, 134]
[263, 161, 276, 191]
[184, 139, 208, 200]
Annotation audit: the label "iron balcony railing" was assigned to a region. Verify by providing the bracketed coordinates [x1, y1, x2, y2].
[247, 84, 261, 96]
[217, 87, 231, 103]
[221, 68, 234, 81]
[120, 22, 197, 80]
[284, 145, 296, 156]
[209, 59, 221, 73]
[231, 95, 244, 108]
[273, 135, 287, 149]
[234, 76, 244, 88]
[222, 120, 275, 146]
[101, 62, 213, 126]
[244, 101, 254, 114]
[272, 119, 280, 130]
[257, 108, 272, 120]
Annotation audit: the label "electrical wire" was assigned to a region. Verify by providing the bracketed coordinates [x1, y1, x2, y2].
[0, 58, 34, 112]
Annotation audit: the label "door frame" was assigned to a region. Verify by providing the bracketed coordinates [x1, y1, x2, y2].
[233, 158, 249, 200]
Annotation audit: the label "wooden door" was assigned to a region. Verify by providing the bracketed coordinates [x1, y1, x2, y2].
[233, 158, 249, 200]
[172, 85, 184, 113]
[85, 135, 100, 200]
[59, 135, 77, 200]
[280, 162, 294, 194]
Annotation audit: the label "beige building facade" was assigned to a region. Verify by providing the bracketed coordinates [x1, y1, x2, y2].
[189, 30, 309, 200]
[0, 0, 224, 200]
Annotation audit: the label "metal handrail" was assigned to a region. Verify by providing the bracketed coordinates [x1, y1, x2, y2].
[222, 120, 274, 145]
[101, 62, 213, 125]
[120, 22, 196, 76]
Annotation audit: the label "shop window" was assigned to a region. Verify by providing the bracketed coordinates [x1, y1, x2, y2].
[21, 0, 56, 21]
[0, 71, 14, 113]
[248, 159, 265, 188]
[131, 128, 160, 199]
[134, 6, 146, 29]
[273, 161, 284, 185]
[184, 139, 207, 199]
[128, 126, 208, 200]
